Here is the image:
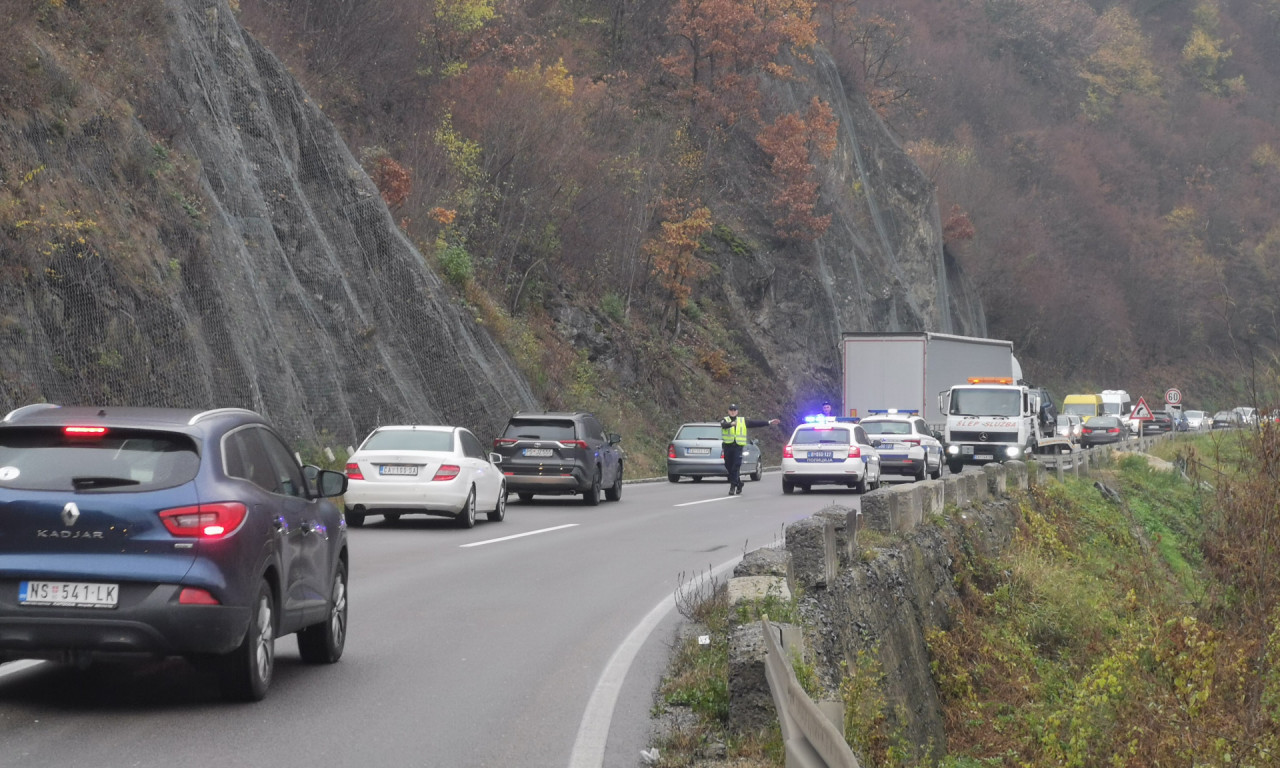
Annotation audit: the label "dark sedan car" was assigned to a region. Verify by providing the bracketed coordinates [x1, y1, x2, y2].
[492, 411, 624, 505]
[0, 404, 350, 701]
[1143, 412, 1174, 434]
[1080, 415, 1127, 446]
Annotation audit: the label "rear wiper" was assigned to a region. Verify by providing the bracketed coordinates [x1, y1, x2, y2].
[72, 476, 141, 490]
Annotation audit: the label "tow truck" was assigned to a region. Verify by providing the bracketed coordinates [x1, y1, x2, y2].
[939, 377, 1072, 474]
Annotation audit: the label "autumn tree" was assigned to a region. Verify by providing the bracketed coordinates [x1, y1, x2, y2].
[662, 0, 818, 124]
[1079, 7, 1160, 122]
[644, 201, 713, 336]
[755, 98, 837, 241]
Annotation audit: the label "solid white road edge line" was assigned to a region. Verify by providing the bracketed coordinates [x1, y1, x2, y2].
[459, 523, 580, 548]
[0, 659, 44, 679]
[567, 555, 743, 768]
[673, 496, 741, 507]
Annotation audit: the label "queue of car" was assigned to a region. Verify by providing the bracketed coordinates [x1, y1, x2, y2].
[0, 392, 1252, 704]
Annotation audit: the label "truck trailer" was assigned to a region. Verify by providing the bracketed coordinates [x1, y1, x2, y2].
[841, 332, 1017, 431]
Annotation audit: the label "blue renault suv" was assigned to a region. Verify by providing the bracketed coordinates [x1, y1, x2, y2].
[0, 404, 350, 701]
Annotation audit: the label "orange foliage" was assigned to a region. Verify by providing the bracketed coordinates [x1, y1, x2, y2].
[370, 156, 412, 209]
[755, 98, 837, 240]
[645, 203, 713, 311]
[942, 204, 975, 243]
[662, 0, 818, 124]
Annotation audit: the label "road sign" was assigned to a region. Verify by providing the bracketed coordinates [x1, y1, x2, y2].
[1131, 397, 1154, 421]
[1165, 388, 1182, 406]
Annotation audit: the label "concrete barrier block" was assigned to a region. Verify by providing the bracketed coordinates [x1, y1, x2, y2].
[892, 483, 923, 528]
[728, 622, 773, 732]
[944, 472, 965, 506]
[1004, 460, 1028, 491]
[983, 463, 1008, 497]
[964, 471, 988, 502]
[786, 517, 833, 590]
[860, 491, 893, 533]
[727, 575, 792, 607]
[735, 546, 793, 581]
[917, 479, 944, 518]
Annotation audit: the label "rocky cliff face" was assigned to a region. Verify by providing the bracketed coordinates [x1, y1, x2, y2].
[701, 48, 988, 406]
[0, 0, 984, 445]
[0, 0, 537, 445]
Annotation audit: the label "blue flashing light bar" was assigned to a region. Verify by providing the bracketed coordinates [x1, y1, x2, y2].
[867, 408, 919, 416]
[803, 414, 861, 424]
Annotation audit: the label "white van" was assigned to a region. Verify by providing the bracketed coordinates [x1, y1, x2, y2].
[1100, 390, 1134, 429]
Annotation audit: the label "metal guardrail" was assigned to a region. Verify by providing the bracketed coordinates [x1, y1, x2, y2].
[760, 616, 861, 768]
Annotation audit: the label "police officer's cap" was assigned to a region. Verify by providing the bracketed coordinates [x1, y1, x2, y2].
[728, 403, 739, 410]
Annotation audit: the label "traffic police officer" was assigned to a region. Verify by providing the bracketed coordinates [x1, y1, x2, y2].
[720, 404, 780, 495]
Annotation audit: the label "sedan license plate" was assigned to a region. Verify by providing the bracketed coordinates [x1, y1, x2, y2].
[379, 465, 419, 476]
[20, 581, 118, 609]
[687, 447, 711, 455]
[523, 448, 554, 457]
[807, 450, 834, 461]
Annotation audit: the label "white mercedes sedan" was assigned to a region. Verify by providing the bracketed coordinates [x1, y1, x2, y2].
[343, 425, 506, 528]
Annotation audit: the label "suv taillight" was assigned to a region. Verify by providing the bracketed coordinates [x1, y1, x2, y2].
[668, 444, 677, 459]
[493, 438, 518, 447]
[160, 502, 248, 539]
[783, 444, 793, 459]
[432, 465, 460, 481]
[345, 462, 364, 481]
[560, 440, 588, 449]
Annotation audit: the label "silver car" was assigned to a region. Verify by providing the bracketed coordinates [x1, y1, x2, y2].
[666, 422, 762, 484]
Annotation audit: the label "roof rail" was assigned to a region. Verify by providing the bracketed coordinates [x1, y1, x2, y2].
[3, 403, 61, 423]
[189, 407, 262, 426]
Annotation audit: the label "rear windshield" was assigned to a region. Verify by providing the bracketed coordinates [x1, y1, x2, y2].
[860, 421, 910, 435]
[363, 430, 453, 452]
[0, 427, 200, 492]
[676, 425, 721, 440]
[792, 426, 853, 444]
[503, 420, 577, 441]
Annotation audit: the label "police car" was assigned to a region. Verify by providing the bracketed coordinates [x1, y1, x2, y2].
[857, 409, 943, 481]
[780, 417, 881, 494]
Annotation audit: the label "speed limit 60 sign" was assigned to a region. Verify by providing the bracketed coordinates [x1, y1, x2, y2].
[1165, 388, 1182, 405]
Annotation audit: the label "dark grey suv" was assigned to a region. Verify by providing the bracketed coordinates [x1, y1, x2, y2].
[492, 412, 624, 505]
[0, 404, 350, 701]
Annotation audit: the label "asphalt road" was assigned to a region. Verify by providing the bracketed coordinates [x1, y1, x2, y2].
[0, 472, 869, 768]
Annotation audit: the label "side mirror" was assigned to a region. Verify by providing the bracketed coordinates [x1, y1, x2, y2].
[315, 469, 348, 498]
[608, 433, 622, 445]
[489, 452, 503, 464]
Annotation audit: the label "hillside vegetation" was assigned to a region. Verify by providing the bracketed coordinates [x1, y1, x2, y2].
[235, 0, 1280, 412]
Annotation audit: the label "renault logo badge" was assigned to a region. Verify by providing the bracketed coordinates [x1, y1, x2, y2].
[62, 502, 81, 527]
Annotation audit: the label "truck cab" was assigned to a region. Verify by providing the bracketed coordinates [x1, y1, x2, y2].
[939, 377, 1064, 474]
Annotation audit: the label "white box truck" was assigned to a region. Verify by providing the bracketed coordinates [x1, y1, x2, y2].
[840, 332, 1017, 431]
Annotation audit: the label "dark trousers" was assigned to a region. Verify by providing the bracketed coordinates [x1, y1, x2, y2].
[723, 442, 743, 487]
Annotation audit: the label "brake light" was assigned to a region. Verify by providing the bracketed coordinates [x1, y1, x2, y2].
[179, 587, 220, 605]
[783, 444, 794, 459]
[64, 426, 107, 437]
[902, 438, 921, 446]
[560, 440, 588, 449]
[848, 447, 861, 458]
[493, 438, 518, 447]
[1107, 428, 1120, 434]
[159, 502, 248, 539]
[668, 444, 677, 459]
[345, 462, 364, 481]
[433, 465, 460, 481]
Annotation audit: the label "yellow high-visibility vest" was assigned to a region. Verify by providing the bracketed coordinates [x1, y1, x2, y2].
[721, 418, 747, 446]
